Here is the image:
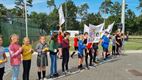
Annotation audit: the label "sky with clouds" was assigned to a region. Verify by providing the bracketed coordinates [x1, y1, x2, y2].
[0, 0, 141, 16]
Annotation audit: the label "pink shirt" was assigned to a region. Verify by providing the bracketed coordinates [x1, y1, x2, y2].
[9, 43, 22, 66]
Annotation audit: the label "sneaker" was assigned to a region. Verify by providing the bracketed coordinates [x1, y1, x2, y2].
[49, 75, 54, 78]
[63, 71, 66, 74]
[53, 73, 59, 77]
[66, 70, 71, 74]
[86, 66, 90, 70]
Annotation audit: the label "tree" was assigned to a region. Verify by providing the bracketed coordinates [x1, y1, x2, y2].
[47, 0, 56, 8]
[77, 3, 89, 21]
[15, 0, 33, 17]
[99, 0, 113, 15]
[62, 0, 79, 30]
[110, 1, 121, 16]
[0, 4, 7, 17]
[137, 0, 142, 12]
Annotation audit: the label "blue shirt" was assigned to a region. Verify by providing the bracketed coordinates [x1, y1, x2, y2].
[78, 40, 86, 55]
[101, 35, 110, 49]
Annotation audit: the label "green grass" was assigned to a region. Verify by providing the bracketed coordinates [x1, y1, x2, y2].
[32, 36, 142, 51]
[124, 39, 142, 50]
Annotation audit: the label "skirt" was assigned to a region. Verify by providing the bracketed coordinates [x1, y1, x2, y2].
[37, 54, 48, 67]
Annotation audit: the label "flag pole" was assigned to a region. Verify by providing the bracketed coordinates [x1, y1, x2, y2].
[24, 0, 28, 37]
[65, 0, 68, 31]
[121, 0, 125, 34]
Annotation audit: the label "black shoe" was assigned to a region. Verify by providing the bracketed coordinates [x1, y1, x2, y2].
[71, 52, 75, 58]
[49, 75, 54, 78]
[53, 73, 59, 77]
[86, 66, 90, 70]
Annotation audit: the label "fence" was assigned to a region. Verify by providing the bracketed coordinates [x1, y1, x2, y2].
[0, 17, 46, 46]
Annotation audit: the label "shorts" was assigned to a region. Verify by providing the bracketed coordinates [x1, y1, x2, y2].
[103, 47, 108, 52]
[58, 43, 62, 48]
[74, 47, 78, 51]
[78, 54, 84, 58]
[37, 54, 48, 67]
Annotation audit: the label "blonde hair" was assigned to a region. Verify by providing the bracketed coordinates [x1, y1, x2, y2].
[10, 34, 19, 41]
[23, 37, 30, 43]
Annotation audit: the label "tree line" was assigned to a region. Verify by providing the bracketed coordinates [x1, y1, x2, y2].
[0, 0, 142, 35]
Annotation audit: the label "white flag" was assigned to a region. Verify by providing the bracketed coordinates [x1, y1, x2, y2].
[84, 24, 89, 33]
[106, 22, 115, 33]
[58, 5, 65, 26]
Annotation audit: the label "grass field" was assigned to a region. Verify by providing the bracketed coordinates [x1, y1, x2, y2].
[32, 36, 142, 51]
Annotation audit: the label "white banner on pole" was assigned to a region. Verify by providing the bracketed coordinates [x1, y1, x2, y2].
[106, 22, 115, 33]
[58, 5, 65, 26]
[84, 24, 89, 33]
[88, 23, 104, 43]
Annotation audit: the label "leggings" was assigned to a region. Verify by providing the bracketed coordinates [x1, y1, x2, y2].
[93, 49, 97, 63]
[0, 67, 4, 80]
[116, 45, 121, 55]
[23, 60, 31, 80]
[62, 48, 69, 72]
[85, 48, 93, 66]
[112, 46, 116, 55]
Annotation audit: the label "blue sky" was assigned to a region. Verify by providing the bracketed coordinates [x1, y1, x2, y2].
[0, 0, 141, 16]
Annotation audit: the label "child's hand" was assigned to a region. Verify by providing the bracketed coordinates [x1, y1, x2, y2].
[0, 60, 3, 64]
[30, 49, 34, 53]
[19, 47, 22, 51]
[42, 48, 49, 53]
[54, 49, 57, 53]
[0, 59, 7, 64]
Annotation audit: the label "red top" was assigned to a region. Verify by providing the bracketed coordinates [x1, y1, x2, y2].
[58, 35, 63, 44]
[87, 43, 92, 49]
[74, 37, 78, 47]
[9, 43, 22, 66]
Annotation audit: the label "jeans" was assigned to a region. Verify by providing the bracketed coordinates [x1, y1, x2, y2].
[12, 65, 20, 80]
[23, 60, 31, 80]
[62, 48, 69, 72]
[0, 67, 4, 80]
[50, 52, 57, 76]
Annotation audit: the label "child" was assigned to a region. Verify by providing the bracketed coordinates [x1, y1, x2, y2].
[78, 33, 86, 70]
[92, 42, 99, 64]
[9, 34, 22, 80]
[71, 33, 79, 58]
[83, 32, 93, 69]
[62, 32, 70, 73]
[101, 31, 110, 60]
[85, 42, 93, 69]
[35, 36, 48, 80]
[49, 32, 59, 78]
[112, 33, 116, 56]
[22, 37, 33, 80]
[57, 31, 63, 58]
[0, 36, 7, 80]
[115, 32, 122, 55]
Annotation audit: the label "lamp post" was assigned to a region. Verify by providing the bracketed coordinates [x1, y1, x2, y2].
[121, 0, 125, 34]
[24, 0, 28, 37]
[65, 0, 68, 31]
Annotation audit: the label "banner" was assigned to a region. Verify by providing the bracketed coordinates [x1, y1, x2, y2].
[84, 24, 89, 33]
[88, 23, 104, 43]
[58, 5, 65, 26]
[106, 22, 115, 33]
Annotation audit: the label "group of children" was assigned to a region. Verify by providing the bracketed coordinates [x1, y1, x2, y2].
[0, 29, 125, 80]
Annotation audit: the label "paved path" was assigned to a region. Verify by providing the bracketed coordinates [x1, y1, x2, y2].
[4, 52, 142, 80]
